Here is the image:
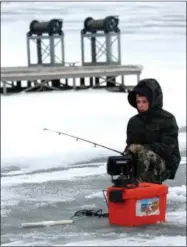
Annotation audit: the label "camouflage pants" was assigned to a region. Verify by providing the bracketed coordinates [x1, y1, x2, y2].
[127, 144, 168, 184]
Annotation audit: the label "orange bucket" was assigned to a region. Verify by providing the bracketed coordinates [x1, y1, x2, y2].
[107, 182, 168, 227]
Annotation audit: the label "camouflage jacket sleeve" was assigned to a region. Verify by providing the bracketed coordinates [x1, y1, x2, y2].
[149, 115, 179, 159]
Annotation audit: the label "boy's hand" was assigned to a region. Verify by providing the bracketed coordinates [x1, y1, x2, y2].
[128, 144, 144, 153]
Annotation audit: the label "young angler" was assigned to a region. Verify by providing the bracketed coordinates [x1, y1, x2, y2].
[125, 78, 181, 184]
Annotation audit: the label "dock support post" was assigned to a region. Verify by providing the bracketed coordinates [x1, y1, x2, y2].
[121, 75, 125, 87]
[28, 81, 32, 87]
[52, 79, 60, 88]
[137, 73, 140, 82]
[65, 79, 68, 87]
[80, 78, 85, 87]
[106, 76, 115, 87]
[90, 77, 93, 87]
[17, 81, 21, 90]
[95, 77, 99, 87]
[3, 82, 7, 95]
[73, 78, 76, 89]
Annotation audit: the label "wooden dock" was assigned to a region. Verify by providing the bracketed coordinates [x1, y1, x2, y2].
[0, 64, 143, 94]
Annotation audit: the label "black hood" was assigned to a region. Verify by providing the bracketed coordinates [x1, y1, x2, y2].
[128, 78, 163, 110]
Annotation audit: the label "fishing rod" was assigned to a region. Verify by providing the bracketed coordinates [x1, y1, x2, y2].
[43, 128, 124, 155]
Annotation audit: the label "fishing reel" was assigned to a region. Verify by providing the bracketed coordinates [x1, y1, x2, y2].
[106, 152, 138, 188]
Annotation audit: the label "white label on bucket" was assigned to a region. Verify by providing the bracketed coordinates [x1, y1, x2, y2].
[136, 197, 160, 217]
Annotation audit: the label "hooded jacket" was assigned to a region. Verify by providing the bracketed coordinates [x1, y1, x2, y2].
[126, 78, 181, 179]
